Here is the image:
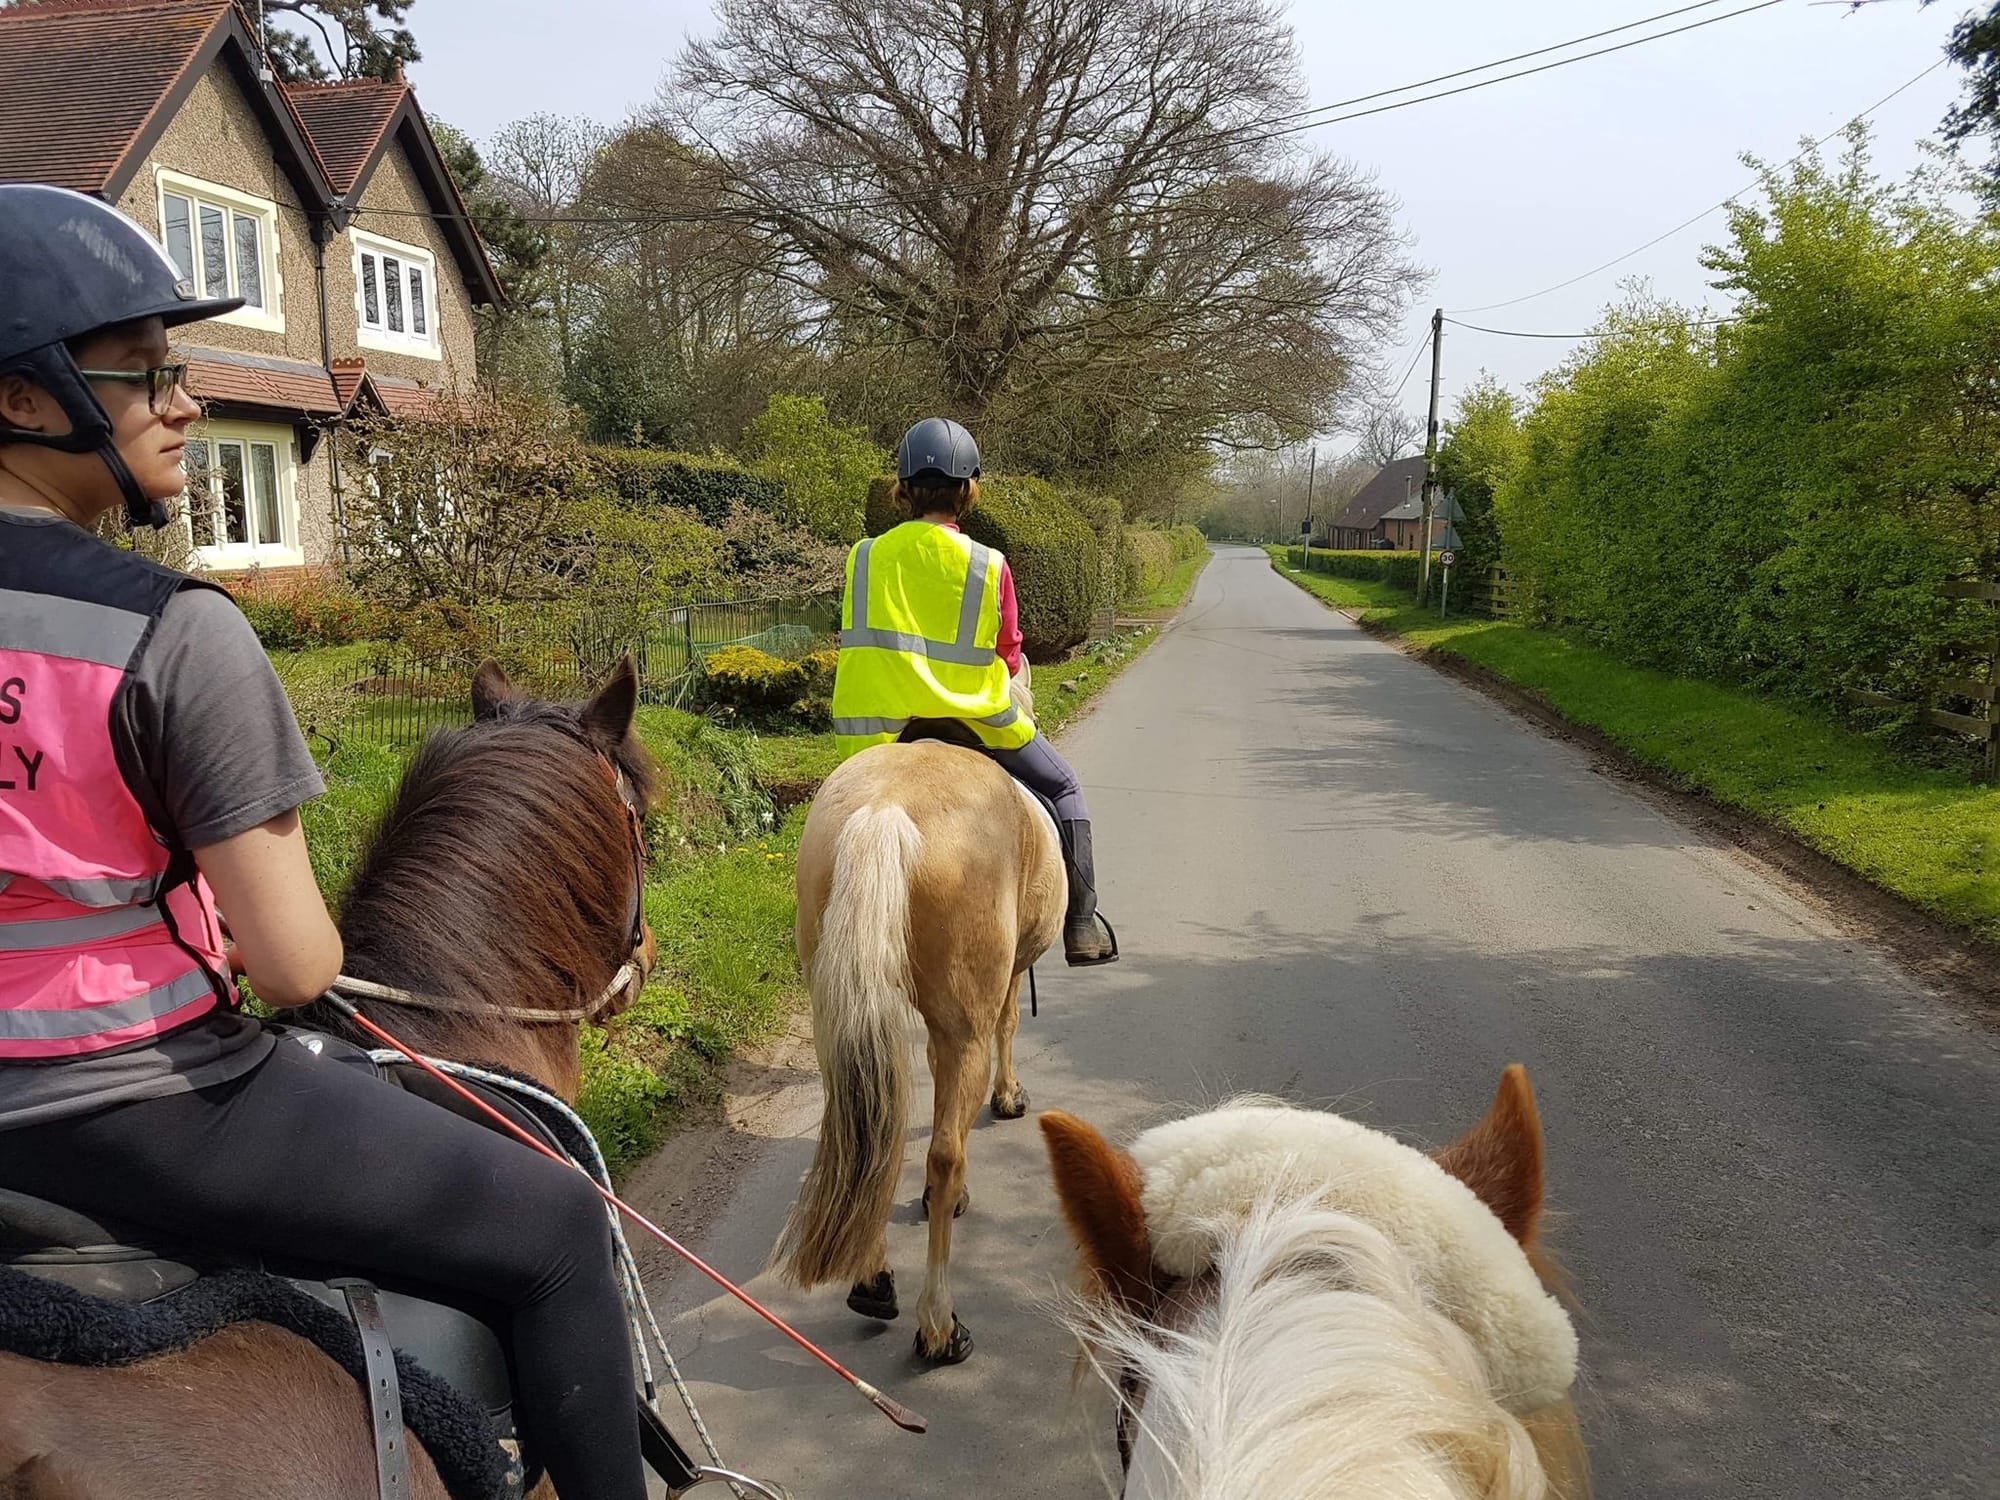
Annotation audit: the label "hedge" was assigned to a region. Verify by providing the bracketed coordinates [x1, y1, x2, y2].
[866, 475, 1100, 660]
[595, 448, 788, 525]
[1169, 525, 1206, 563]
[1294, 549, 1423, 588]
[1120, 531, 1175, 604]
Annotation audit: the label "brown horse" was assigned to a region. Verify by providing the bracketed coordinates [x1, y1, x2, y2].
[0, 658, 657, 1500]
[1042, 1068, 1591, 1500]
[775, 672, 1066, 1364]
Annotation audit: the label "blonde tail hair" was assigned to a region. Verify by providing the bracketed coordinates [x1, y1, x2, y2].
[774, 804, 921, 1286]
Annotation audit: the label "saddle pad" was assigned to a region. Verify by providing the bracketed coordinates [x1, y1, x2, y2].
[0, 1261, 509, 1500]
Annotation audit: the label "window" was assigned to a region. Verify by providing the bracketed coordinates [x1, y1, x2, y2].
[155, 172, 283, 333]
[352, 231, 441, 358]
[183, 422, 301, 566]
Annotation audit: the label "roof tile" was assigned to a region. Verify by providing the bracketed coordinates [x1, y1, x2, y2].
[283, 79, 406, 196]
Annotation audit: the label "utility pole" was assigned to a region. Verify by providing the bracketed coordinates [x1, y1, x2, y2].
[1418, 307, 1444, 601]
[1303, 446, 1317, 568]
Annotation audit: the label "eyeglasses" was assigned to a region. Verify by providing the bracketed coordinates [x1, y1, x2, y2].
[75, 362, 192, 416]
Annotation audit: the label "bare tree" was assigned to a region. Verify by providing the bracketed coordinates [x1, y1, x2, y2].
[485, 115, 610, 384]
[1349, 398, 1426, 468]
[671, 0, 1421, 467]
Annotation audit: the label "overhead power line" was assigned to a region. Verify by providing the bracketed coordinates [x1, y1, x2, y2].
[1388, 330, 1435, 399]
[351, 0, 1790, 232]
[1443, 315, 1739, 338]
[1453, 56, 1949, 314]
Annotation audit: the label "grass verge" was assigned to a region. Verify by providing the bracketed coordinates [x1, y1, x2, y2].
[1131, 548, 1212, 616]
[1267, 548, 2000, 946]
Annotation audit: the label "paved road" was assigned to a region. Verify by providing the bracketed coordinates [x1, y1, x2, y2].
[640, 545, 2000, 1499]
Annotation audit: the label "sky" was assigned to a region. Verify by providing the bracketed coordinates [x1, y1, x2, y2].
[401, 0, 1971, 449]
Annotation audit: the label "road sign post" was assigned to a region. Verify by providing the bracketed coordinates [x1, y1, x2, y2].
[1439, 549, 1455, 618]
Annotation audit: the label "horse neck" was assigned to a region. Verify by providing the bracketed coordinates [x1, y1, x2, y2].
[1112, 1196, 1566, 1500]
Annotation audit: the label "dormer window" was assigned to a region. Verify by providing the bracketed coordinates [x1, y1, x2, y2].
[155, 170, 284, 334]
[352, 230, 440, 359]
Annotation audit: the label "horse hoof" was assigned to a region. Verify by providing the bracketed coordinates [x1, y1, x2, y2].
[846, 1271, 898, 1322]
[991, 1087, 1029, 1120]
[915, 1316, 974, 1366]
[921, 1185, 969, 1220]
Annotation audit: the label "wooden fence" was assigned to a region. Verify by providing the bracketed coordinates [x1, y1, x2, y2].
[1466, 564, 1511, 620]
[1844, 580, 2000, 781]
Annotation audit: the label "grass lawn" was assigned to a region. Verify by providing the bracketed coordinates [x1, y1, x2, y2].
[1266, 549, 2000, 946]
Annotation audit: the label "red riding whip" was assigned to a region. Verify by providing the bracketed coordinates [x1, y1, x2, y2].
[321, 992, 928, 1436]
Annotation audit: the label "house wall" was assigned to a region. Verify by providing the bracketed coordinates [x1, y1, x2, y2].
[117, 68, 326, 366]
[329, 139, 479, 390]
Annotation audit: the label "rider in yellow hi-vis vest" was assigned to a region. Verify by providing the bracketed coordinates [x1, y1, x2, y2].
[832, 418, 1118, 966]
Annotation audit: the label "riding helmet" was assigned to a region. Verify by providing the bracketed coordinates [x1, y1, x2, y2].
[897, 417, 981, 484]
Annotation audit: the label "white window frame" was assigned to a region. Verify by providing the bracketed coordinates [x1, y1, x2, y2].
[182, 420, 305, 569]
[351, 229, 442, 360]
[154, 169, 285, 335]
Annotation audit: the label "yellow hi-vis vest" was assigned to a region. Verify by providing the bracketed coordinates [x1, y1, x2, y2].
[832, 521, 1037, 759]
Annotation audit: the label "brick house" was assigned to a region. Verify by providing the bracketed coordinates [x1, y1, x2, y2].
[0, 0, 501, 577]
[1318, 457, 1461, 552]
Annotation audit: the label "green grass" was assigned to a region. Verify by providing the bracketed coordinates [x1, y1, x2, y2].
[1132, 548, 1212, 614]
[1266, 549, 2000, 945]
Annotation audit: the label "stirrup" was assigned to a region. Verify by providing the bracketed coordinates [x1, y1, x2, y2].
[1065, 912, 1120, 967]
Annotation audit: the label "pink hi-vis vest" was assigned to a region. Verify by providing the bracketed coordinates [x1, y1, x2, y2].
[0, 521, 231, 1060]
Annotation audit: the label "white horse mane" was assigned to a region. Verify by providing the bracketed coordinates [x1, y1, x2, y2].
[1068, 1100, 1579, 1500]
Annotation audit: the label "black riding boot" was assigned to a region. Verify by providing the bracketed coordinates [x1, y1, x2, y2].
[1059, 819, 1119, 966]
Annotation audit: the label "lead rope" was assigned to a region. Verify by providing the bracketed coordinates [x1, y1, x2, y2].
[363, 1051, 746, 1499]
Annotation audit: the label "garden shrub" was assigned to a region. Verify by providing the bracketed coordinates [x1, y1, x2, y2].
[739, 395, 886, 542]
[698, 644, 808, 713]
[596, 448, 789, 526]
[230, 574, 385, 649]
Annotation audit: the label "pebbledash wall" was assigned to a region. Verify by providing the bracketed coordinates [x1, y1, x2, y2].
[111, 68, 473, 578]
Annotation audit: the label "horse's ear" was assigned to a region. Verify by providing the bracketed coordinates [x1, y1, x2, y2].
[1041, 1111, 1153, 1307]
[471, 658, 515, 721]
[581, 653, 640, 747]
[1435, 1064, 1546, 1246]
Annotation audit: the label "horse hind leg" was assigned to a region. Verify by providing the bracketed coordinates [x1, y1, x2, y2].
[914, 1031, 988, 1364]
[845, 1225, 898, 1321]
[990, 971, 1030, 1121]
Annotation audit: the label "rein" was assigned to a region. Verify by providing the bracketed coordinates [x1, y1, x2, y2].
[333, 742, 652, 1026]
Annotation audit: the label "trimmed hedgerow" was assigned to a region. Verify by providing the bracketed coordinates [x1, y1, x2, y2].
[595, 448, 788, 525]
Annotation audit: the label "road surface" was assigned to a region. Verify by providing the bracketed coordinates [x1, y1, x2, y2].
[638, 544, 1999, 1499]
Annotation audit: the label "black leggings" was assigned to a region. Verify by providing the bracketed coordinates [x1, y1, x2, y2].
[0, 1037, 643, 1500]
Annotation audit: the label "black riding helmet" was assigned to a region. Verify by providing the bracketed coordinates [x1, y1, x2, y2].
[0, 184, 243, 528]
[897, 416, 980, 484]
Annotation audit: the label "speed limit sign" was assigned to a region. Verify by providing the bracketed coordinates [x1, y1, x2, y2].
[1439, 549, 1456, 567]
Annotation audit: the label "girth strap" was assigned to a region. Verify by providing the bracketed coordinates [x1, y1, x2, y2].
[332, 1277, 410, 1500]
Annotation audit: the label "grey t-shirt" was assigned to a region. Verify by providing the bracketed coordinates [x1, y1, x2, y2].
[0, 508, 326, 1128]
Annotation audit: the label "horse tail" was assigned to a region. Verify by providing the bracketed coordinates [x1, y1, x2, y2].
[776, 802, 921, 1288]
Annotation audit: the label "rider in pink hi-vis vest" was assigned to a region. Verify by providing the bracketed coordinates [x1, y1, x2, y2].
[0, 535, 233, 1058]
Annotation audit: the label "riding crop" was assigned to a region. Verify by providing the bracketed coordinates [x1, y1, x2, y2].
[319, 991, 930, 1436]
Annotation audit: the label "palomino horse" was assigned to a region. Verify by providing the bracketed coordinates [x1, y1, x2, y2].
[0, 658, 657, 1500]
[1042, 1067, 1590, 1500]
[776, 670, 1065, 1363]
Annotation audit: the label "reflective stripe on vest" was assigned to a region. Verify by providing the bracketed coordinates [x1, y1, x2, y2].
[0, 527, 229, 1060]
[840, 536, 999, 666]
[830, 522, 1035, 760]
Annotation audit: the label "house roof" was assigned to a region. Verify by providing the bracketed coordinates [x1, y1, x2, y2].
[283, 79, 406, 196]
[284, 79, 504, 308]
[1325, 456, 1431, 533]
[183, 345, 341, 415]
[0, 0, 327, 204]
[0, 0, 502, 308]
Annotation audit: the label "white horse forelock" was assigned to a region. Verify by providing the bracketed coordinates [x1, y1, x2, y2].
[1071, 1190, 1558, 1500]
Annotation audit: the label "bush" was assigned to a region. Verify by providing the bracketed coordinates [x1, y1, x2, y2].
[1170, 525, 1207, 563]
[799, 647, 839, 695]
[697, 644, 809, 713]
[1295, 549, 1423, 588]
[596, 448, 789, 526]
[230, 574, 386, 650]
[865, 474, 1100, 661]
[739, 395, 887, 543]
[1120, 531, 1174, 605]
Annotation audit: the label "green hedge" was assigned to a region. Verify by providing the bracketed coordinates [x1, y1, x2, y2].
[1169, 525, 1206, 563]
[866, 475, 1100, 660]
[595, 448, 788, 525]
[1292, 548, 1423, 588]
[1120, 531, 1175, 604]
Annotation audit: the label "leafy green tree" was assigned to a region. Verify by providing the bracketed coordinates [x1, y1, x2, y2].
[739, 395, 887, 543]
[1931, 1, 2000, 196]
[238, 0, 419, 83]
[1436, 375, 1521, 578]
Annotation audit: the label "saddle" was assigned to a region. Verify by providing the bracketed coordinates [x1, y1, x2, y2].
[0, 1029, 706, 1500]
[898, 719, 1062, 830]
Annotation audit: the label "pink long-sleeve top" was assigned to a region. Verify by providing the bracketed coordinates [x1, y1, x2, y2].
[938, 521, 1023, 675]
